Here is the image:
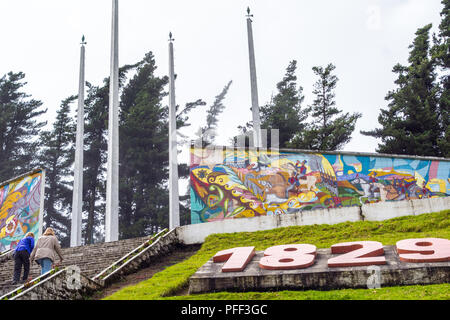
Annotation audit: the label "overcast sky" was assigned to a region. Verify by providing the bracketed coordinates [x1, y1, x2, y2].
[0, 0, 445, 166]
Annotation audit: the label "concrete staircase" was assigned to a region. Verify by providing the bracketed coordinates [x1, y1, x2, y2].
[0, 236, 148, 296]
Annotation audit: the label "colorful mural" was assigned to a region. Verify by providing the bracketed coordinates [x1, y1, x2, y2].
[0, 170, 44, 252]
[190, 148, 450, 224]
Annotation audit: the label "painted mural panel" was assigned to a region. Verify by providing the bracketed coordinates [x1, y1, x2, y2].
[0, 170, 44, 252]
[190, 148, 450, 224]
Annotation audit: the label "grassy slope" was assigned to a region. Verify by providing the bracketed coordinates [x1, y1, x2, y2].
[104, 210, 450, 300]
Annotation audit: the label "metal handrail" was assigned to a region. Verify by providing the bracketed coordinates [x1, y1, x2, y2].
[93, 229, 168, 281]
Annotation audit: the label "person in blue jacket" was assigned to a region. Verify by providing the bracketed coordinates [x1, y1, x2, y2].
[12, 232, 35, 285]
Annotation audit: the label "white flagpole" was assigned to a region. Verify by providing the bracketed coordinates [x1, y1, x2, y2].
[105, 0, 120, 242]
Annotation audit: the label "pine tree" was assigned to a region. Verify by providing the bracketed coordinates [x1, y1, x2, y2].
[82, 82, 109, 244]
[118, 53, 168, 238]
[259, 60, 307, 148]
[431, 0, 450, 157]
[195, 81, 232, 147]
[82, 61, 148, 244]
[38, 96, 76, 247]
[0, 72, 47, 181]
[290, 64, 361, 151]
[119, 51, 203, 238]
[362, 24, 442, 156]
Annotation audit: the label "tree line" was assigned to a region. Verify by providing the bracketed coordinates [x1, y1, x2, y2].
[236, 0, 448, 157]
[0, 1, 447, 246]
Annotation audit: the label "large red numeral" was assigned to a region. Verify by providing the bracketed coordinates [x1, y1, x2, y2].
[396, 238, 450, 263]
[259, 244, 316, 270]
[213, 246, 255, 272]
[328, 241, 386, 267]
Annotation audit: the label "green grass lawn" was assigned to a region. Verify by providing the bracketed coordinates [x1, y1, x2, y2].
[104, 210, 450, 300]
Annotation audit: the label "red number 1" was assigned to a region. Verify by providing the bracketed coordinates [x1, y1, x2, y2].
[213, 247, 256, 272]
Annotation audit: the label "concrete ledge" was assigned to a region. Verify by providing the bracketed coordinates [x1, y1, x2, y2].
[189, 246, 450, 294]
[428, 197, 450, 213]
[362, 197, 450, 221]
[178, 206, 361, 245]
[362, 201, 415, 221]
[179, 197, 449, 245]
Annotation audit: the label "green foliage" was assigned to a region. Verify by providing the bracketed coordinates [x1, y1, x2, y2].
[0, 71, 47, 181]
[290, 64, 361, 151]
[431, 0, 450, 157]
[119, 51, 205, 237]
[362, 21, 445, 157]
[104, 210, 449, 300]
[82, 82, 109, 244]
[167, 284, 450, 300]
[259, 60, 307, 148]
[195, 81, 231, 147]
[38, 96, 76, 247]
[238, 60, 359, 151]
[118, 52, 172, 238]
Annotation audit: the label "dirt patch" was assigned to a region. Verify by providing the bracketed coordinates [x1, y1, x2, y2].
[91, 244, 201, 300]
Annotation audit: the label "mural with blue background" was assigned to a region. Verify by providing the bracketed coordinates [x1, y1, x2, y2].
[190, 148, 449, 224]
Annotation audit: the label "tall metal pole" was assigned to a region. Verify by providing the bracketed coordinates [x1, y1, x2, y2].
[71, 36, 86, 247]
[105, 0, 119, 242]
[246, 7, 262, 148]
[168, 32, 180, 229]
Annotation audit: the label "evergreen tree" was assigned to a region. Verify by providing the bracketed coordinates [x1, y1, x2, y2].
[431, 0, 450, 157]
[82, 62, 148, 244]
[119, 51, 203, 239]
[195, 81, 232, 147]
[82, 82, 109, 244]
[38, 96, 76, 247]
[0, 72, 47, 181]
[119, 52, 168, 239]
[362, 24, 442, 156]
[290, 64, 361, 151]
[259, 60, 307, 148]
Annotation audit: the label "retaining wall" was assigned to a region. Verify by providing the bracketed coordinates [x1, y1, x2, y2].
[178, 196, 450, 245]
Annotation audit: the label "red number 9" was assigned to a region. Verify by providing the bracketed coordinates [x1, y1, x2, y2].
[259, 244, 316, 270]
[396, 238, 450, 263]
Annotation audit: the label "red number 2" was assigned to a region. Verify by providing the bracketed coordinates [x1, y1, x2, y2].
[328, 241, 386, 268]
[213, 247, 256, 272]
[396, 238, 450, 263]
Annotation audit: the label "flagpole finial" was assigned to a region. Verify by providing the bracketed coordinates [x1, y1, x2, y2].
[81, 35, 87, 46]
[246, 7, 253, 18]
[169, 32, 174, 42]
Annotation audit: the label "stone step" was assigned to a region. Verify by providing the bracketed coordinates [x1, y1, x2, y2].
[0, 235, 155, 297]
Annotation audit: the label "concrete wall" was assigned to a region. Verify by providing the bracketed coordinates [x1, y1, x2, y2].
[362, 196, 450, 221]
[178, 196, 450, 245]
[190, 147, 449, 225]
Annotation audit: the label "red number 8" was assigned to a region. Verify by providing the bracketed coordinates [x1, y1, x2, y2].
[259, 244, 316, 270]
[396, 238, 450, 263]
